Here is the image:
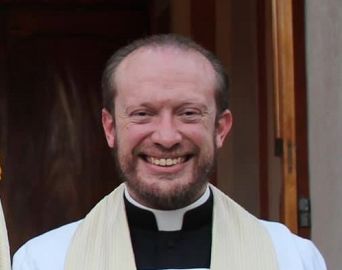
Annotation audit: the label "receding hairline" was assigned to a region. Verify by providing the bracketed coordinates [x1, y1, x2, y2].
[113, 44, 217, 91]
[109, 44, 219, 100]
[102, 34, 229, 114]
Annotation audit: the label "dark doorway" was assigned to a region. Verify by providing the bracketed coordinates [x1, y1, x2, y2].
[0, 1, 169, 254]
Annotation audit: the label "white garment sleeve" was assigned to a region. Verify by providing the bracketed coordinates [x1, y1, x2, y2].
[261, 220, 327, 270]
[12, 244, 38, 270]
[12, 221, 80, 270]
[292, 233, 327, 270]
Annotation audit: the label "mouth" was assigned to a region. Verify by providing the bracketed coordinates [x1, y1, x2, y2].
[139, 155, 192, 167]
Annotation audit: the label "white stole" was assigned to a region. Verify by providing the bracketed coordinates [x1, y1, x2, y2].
[0, 200, 10, 270]
[65, 183, 279, 270]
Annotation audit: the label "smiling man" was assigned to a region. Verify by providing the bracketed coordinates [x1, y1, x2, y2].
[104, 42, 229, 211]
[13, 34, 326, 270]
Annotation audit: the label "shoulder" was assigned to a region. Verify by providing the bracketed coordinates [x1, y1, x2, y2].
[12, 220, 81, 270]
[260, 220, 327, 270]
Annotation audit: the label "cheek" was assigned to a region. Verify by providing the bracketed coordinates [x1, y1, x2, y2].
[117, 124, 153, 149]
[181, 123, 215, 145]
[190, 133, 210, 146]
[182, 131, 215, 160]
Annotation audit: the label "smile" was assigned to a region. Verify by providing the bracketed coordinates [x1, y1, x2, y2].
[146, 156, 187, 167]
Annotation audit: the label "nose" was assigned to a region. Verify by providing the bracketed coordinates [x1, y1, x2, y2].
[151, 113, 182, 149]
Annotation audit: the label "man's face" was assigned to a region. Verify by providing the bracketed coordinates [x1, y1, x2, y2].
[102, 47, 232, 209]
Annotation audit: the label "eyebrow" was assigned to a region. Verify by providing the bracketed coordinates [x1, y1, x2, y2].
[125, 102, 209, 112]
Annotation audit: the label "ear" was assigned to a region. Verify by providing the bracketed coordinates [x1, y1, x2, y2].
[215, 109, 233, 148]
[102, 108, 115, 148]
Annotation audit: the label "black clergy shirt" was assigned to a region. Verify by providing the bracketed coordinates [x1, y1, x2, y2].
[124, 191, 213, 270]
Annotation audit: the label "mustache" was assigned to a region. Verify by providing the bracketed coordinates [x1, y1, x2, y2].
[133, 144, 199, 157]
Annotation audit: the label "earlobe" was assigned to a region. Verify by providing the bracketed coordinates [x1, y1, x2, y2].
[102, 108, 115, 148]
[216, 109, 233, 148]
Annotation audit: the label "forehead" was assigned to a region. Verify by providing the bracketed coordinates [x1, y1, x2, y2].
[113, 46, 217, 99]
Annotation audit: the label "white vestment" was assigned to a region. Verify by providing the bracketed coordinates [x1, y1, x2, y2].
[12, 185, 326, 270]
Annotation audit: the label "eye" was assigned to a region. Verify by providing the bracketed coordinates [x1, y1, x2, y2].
[135, 111, 149, 117]
[179, 108, 202, 122]
[183, 110, 196, 116]
[130, 109, 154, 123]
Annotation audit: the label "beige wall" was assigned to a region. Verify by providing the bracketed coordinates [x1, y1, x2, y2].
[306, 1, 342, 269]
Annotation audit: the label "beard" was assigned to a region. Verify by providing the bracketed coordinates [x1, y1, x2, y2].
[112, 137, 216, 210]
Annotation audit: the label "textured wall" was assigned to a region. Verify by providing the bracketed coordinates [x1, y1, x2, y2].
[306, 1, 342, 269]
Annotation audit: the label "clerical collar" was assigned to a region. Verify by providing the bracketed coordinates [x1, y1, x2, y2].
[124, 185, 211, 231]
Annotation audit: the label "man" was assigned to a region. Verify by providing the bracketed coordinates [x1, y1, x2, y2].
[13, 34, 326, 270]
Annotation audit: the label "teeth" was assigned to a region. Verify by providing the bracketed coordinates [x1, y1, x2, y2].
[148, 157, 185, 167]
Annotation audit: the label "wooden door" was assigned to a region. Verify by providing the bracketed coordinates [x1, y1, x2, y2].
[0, 2, 154, 254]
[268, 0, 310, 236]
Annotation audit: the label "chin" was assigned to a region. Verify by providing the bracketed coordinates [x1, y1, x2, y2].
[127, 176, 207, 210]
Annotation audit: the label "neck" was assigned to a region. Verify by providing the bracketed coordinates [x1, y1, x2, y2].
[124, 185, 210, 231]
